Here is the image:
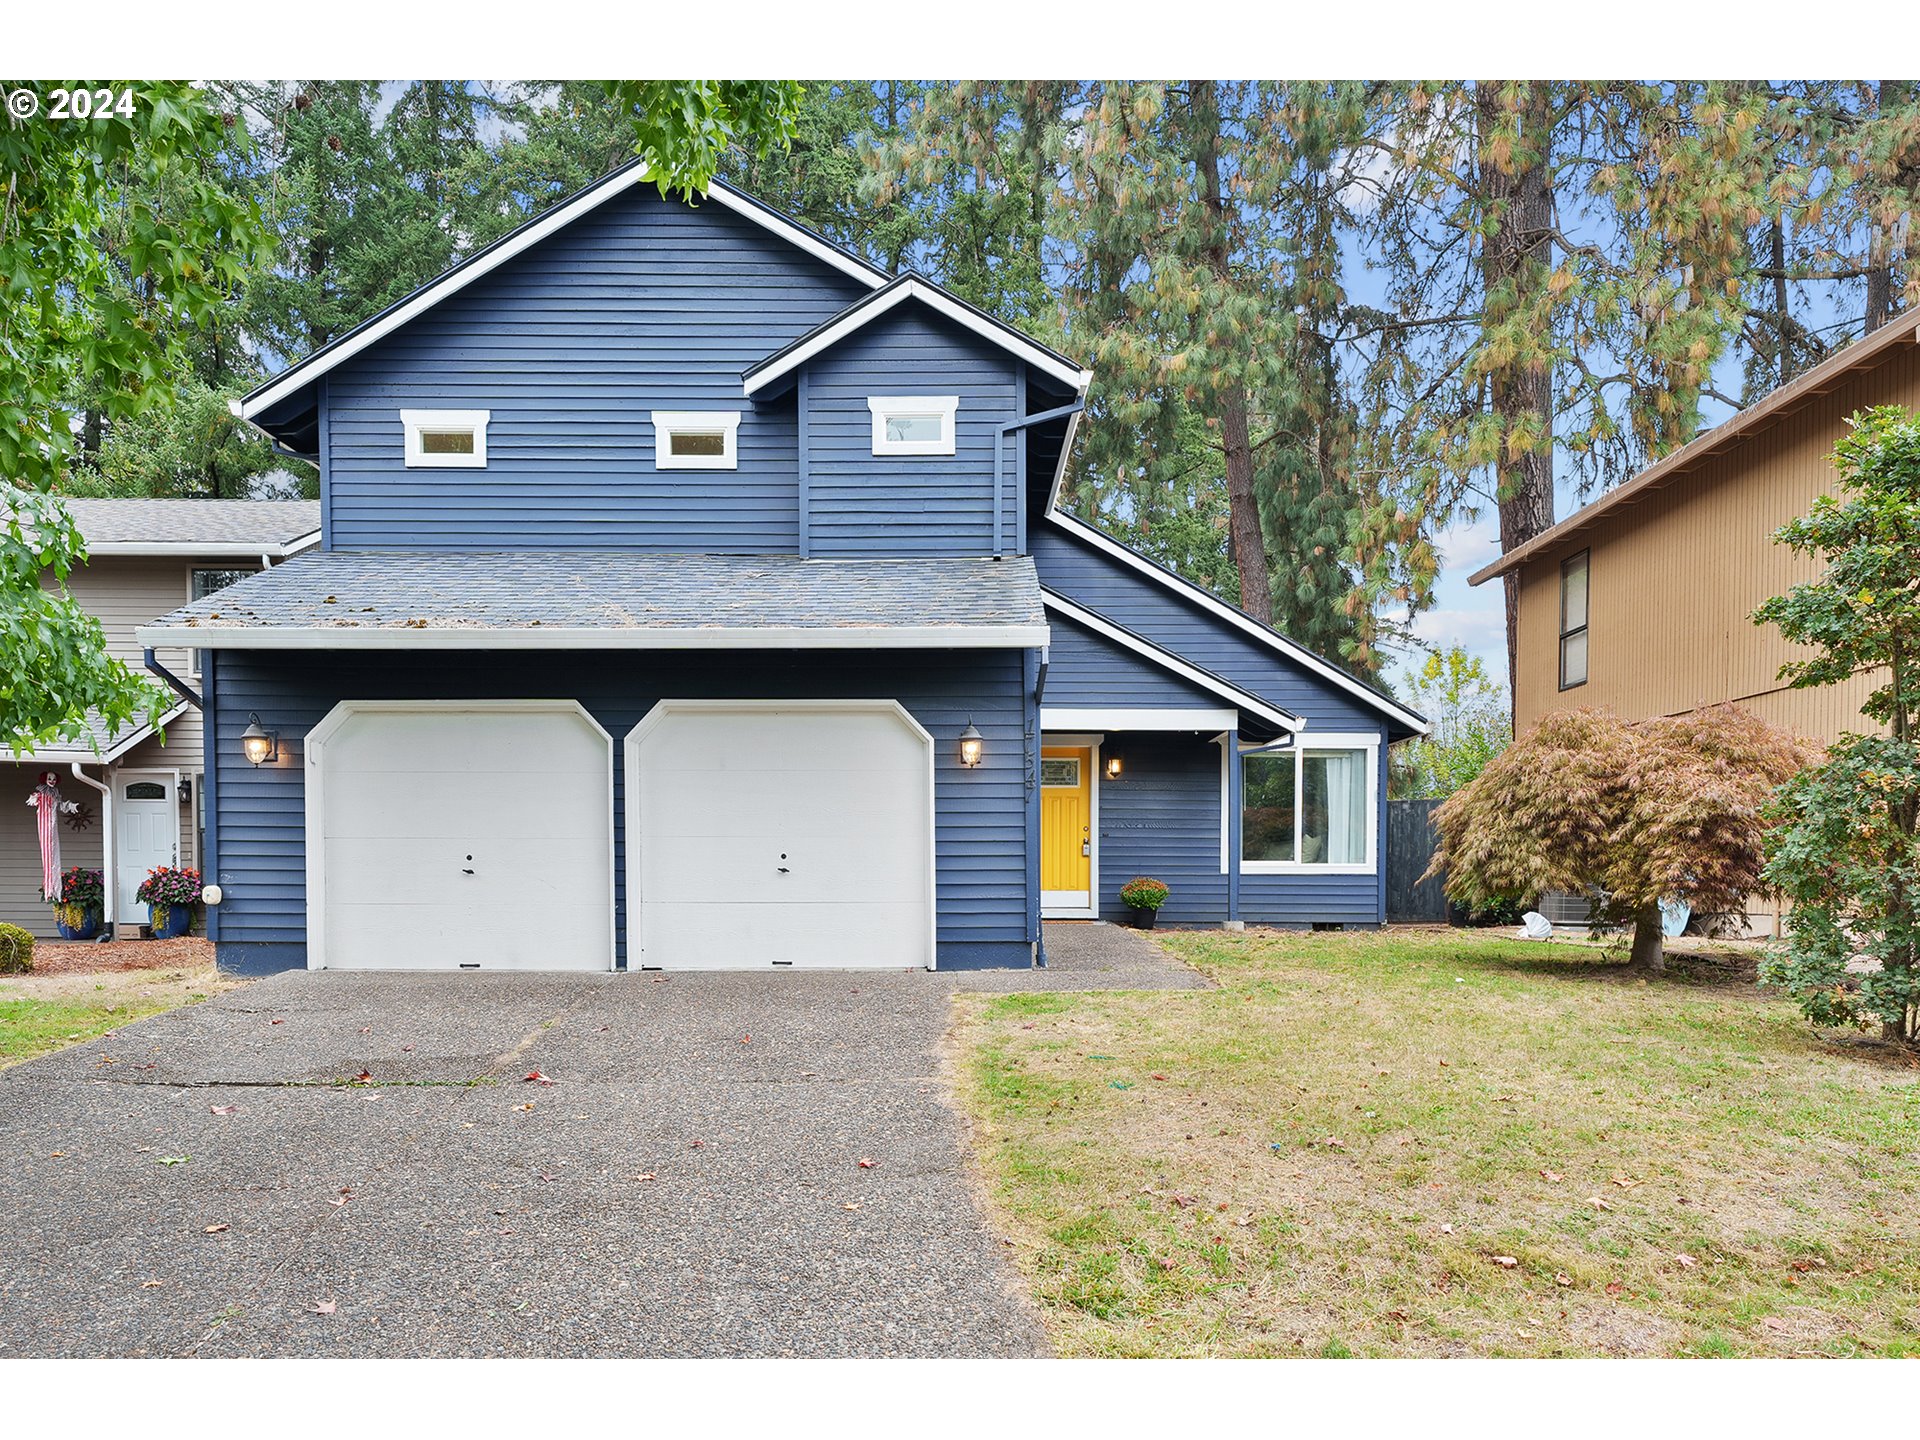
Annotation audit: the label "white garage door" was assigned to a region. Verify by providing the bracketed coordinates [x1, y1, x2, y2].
[307, 702, 613, 970]
[627, 701, 933, 969]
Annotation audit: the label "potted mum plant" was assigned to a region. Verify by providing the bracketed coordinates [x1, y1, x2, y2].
[49, 866, 104, 940]
[1119, 875, 1170, 929]
[136, 866, 202, 939]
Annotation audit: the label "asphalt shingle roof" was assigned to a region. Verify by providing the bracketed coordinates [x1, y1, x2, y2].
[138, 551, 1047, 645]
[60, 498, 320, 548]
[0, 702, 190, 764]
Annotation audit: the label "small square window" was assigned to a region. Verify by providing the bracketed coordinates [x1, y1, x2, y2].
[868, 396, 958, 456]
[1040, 757, 1081, 788]
[401, 409, 489, 468]
[652, 411, 741, 470]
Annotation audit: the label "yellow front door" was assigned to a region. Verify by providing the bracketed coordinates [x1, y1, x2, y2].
[1041, 746, 1093, 912]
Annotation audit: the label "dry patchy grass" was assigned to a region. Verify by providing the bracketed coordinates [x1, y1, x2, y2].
[0, 962, 245, 1068]
[952, 927, 1920, 1357]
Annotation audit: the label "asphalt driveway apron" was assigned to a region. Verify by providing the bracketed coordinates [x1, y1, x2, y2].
[0, 924, 1199, 1357]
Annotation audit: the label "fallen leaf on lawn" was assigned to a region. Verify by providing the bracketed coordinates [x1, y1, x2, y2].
[1762, 1316, 1788, 1332]
[1491, 1255, 1519, 1269]
[1539, 1170, 1563, 1183]
[1611, 1175, 1642, 1190]
[1554, 1271, 1572, 1287]
[351, 1070, 373, 1085]
[1215, 1202, 1229, 1212]
[1674, 1253, 1699, 1269]
[523, 1070, 554, 1085]
[308, 1298, 337, 1315]
[1019, 1022, 1036, 1030]
[1605, 1281, 1624, 1296]
[204, 1223, 229, 1234]
[513, 1103, 535, 1112]
[1386, 1308, 1410, 1322]
[1150, 1072, 1168, 1081]
[1587, 1195, 1614, 1211]
[857, 1158, 877, 1169]
[1320, 1136, 1346, 1151]
[210, 1105, 238, 1116]
[1170, 1194, 1198, 1209]
[157, 1156, 189, 1166]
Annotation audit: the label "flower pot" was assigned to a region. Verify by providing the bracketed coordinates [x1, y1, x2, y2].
[148, 904, 194, 940]
[54, 905, 101, 941]
[1127, 906, 1158, 930]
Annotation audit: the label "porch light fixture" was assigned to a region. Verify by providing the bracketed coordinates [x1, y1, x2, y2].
[1106, 754, 1122, 780]
[240, 713, 278, 767]
[957, 720, 984, 768]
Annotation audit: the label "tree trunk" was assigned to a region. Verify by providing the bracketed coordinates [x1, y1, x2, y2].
[1190, 80, 1273, 620]
[1770, 216, 1792, 389]
[1477, 82, 1556, 695]
[1866, 80, 1914, 334]
[1628, 909, 1666, 973]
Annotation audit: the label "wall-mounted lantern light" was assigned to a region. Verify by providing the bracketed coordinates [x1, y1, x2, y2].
[240, 713, 279, 767]
[957, 720, 984, 768]
[1106, 754, 1123, 780]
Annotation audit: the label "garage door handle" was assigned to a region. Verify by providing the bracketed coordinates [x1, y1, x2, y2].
[777, 866, 790, 874]
[462, 868, 474, 875]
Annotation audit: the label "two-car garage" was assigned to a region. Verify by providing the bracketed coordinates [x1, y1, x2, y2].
[304, 699, 934, 972]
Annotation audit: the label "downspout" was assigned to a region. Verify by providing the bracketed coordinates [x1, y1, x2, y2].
[995, 400, 1085, 557]
[67, 763, 113, 928]
[144, 648, 203, 710]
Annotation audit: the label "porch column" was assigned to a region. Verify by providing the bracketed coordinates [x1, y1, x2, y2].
[1223, 730, 1243, 927]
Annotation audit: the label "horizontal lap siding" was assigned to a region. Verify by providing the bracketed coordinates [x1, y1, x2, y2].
[210, 649, 1031, 968]
[804, 310, 1021, 557]
[1044, 612, 1224, 708]
[1094, 736, 1228, 925]
[325, 191, 869, 551]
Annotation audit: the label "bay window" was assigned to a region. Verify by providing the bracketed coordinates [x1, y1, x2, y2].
[1240, 735, 1378, 873]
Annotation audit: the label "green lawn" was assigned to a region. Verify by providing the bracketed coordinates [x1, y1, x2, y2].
[0, 964, 242, 1068]
[952, 928, 1920, 1357]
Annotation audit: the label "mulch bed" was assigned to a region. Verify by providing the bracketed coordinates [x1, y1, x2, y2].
[25, 936, 215, 975]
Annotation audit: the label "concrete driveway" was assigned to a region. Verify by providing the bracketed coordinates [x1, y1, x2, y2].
[0, 923, 1200, 1357]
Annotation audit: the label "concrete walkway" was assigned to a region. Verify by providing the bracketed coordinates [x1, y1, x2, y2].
[0, 923, 1196, 1357]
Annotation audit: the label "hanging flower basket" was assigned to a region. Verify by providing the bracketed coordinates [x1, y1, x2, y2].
[136, 866, 202, 940]
[49, 866, 103, 940]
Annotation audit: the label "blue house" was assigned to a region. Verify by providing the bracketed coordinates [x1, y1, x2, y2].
[138, 166, 1426, 974]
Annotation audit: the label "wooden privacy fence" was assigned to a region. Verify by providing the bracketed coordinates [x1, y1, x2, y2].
[1386, 798, 1449, 924]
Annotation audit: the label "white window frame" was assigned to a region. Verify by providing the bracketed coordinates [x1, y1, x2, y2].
[868, 396, 958, 456]
[185, 564, 260, 678]
[401, 409, 490, 468]
[651, 410, 743, 471]
[1238, 732, 1380, 876]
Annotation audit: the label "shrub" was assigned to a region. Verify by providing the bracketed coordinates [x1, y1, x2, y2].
[1119, 876, 1171, 911]
[136, 866, 203, 910]
[0, 923, 34, 974]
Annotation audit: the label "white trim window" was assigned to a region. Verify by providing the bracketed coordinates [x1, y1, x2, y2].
[186, 565, 255, 677]
[1240, 733, 1379, 876]
[652, 410, 743, 470]
[868, 396, 958, 456]
[401, 409, 490, 468]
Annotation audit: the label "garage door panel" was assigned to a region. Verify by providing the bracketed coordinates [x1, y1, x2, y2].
[630, 704, 932, 969]
[639, 900, 926, 969]
[314, 705, 612, 970]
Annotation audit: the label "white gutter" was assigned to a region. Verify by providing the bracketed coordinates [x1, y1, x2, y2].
[67, 763, 113, 927]
[84, 538, 320, 559]
[136, 624, 1052, 652]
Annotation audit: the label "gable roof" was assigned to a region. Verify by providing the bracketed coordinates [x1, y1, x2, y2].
[1045, 511, 1429, 736]
[62, 498, 320, 556]
[0, 701, 191, 765]
[742, 274, 1093, 398]
[1042, 590, 1301, 733]
[136, 550, 1049, 651]
[1471, 307, 1920, 585]
[233, 162, 893, 427]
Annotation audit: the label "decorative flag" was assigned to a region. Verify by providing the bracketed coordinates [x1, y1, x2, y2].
[28, 773, 63, 899]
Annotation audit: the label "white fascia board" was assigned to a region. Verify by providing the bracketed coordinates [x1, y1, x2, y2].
[135, 624, 1052, 652]
[239, 172, 889, 423]
[1041, 590, 1301, 732]
[85, 538, 321, 558]
[744, 279, 1094, 398]
[1041, 707, 1239, 731]
[1045, 512, 1431, 736]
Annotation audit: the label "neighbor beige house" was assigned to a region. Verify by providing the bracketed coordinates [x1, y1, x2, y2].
[1471, 311, 1914, 749]
[2, 499, 318, 937]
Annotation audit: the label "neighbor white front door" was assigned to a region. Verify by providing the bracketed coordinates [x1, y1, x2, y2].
[115, 771, 177, 923]
[626, 701, 934, 970]
[306, 702, 614, 971]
